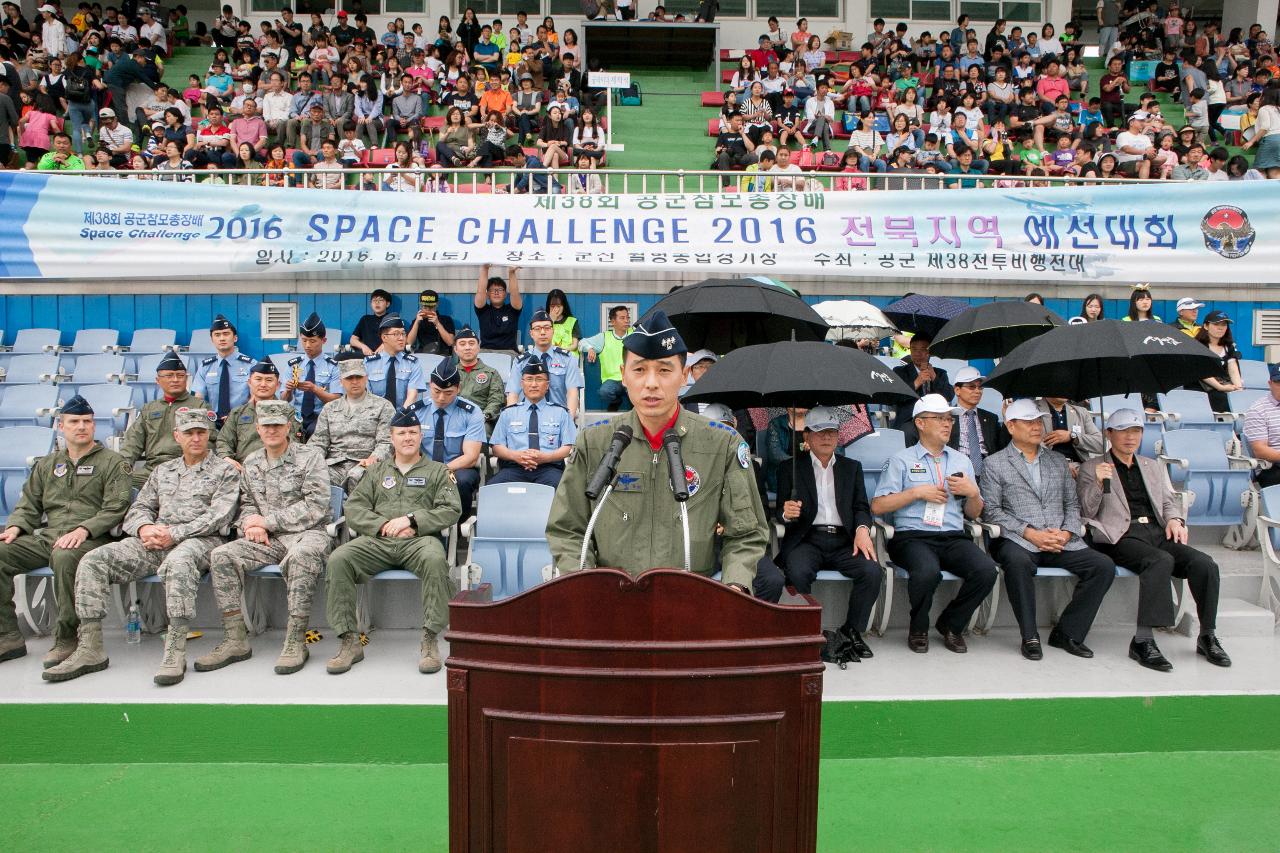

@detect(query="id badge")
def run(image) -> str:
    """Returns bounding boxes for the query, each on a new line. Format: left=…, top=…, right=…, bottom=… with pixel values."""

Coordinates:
left=922, top=499, right=946, bottom=528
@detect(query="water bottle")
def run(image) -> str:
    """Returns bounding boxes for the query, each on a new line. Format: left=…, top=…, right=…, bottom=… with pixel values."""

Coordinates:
left=126, top=603, right=142, bottom=645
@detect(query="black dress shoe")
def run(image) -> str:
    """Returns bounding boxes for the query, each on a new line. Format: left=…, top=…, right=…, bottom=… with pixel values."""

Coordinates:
left=1048, top=629, right=1094, bottom=659
left=1021, top=637, right=1043, bottom=660
left=938, top=629, right=967, bottom=654
left=907, top=631, right=929, bottom=653
left=1197, top=633, right=1232, bottom=667
left=1129, top=637, right=1173, bottom=672
left=840, top=628, right=873, bottom=659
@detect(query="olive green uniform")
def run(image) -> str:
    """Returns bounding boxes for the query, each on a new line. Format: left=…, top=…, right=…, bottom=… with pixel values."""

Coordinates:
left=325, top=456, right=461, bottom=636
left=459, top=360, right=506, bottom=434
left=215, top=398, right=303, bottom=463
left=546, top=408, right=767, bottom=588
left=0, top=443, right=132, bottom=640
left=119, top=391, right=219, bottom=489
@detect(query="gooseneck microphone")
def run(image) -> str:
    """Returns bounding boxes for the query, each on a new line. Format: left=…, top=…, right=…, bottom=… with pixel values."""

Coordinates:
left=584, top=425, right=634, bottom=501
left=662, top=430, right=692, bottom=571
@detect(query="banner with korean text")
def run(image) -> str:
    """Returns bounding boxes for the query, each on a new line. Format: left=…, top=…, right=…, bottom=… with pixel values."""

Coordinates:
left=0, top=172, right=1274, bottom=281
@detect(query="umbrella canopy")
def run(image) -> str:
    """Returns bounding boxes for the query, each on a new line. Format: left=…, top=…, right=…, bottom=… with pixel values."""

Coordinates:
left=930, top=301, right=1066, bottom=360
left=812, top=300, right=899, bottom=343
left=648, top=278, right=829, bottom=353
left=882, top=294, right=971, bottom=340
left=683, top=341, right=919, bottom=409
left=984, top=320, right=1221, bottom=400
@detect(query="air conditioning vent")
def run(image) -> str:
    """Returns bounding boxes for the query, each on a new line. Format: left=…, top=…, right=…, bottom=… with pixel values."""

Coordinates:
left=1254, top=310, right=1280, bottom=346
left=261, top=303, right=298, bottom=340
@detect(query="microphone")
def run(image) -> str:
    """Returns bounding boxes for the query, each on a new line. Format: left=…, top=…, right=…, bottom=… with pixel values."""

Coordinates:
left=663, top=430, right=689, bottom=502
left=585, top=425, right=633, bottom=500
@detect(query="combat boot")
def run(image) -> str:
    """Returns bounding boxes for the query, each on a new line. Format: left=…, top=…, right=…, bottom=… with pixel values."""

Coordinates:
left=326, top=632, right=364, bottom=674
left=194, top=615, right=252, bottom=672
left=274, top=616, right=309, bottom=675
left=419, top=629, right=442, bottom=674
left=154, top=624, right=188, bottom=686
left=0, top=631, right=26, bottom=663
left=42, top=635, right=78, bottom=669
left=43, top=621, right=108, bottom=682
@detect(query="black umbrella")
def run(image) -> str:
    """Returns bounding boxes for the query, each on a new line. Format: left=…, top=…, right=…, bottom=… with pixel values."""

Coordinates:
left=882, top=294, right=970, bottom=341
left=684, top=341, right=918, bottom=498
left=648, top=278, right=829, bottom=352
left=929, top=301, right=1066, bottom=360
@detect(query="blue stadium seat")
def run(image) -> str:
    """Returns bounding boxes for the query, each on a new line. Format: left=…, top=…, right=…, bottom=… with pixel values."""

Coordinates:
left=1159, top=429, right=1252, bottom=526
left=0, top=384, right=60, bottom=428
left=268, top=352, right=295, bottom=377
left=1228, top=389, right=1267, bottom=429
left=977, top=388, right=1004, bottom=415
left=13, top=565, right=55, bottom=635
left=59, top=353, right=126, bottom=397
left=1, top=329, right=60, bottom=359
left=934, top=358, right=968, bottom=376
left=875, top=354, right=901, bottom=367
left=122, top=329, right=178, bottom=373
left=1159, top=390, right=1236, bottom=443
left=461, top=483, right=556, bottom=599
left=1239, top=360, right=1270, bottom=390
left=1254, top=484, right=1280, bottom=617
left=61, top=329, right=120, bottom=372
left=417, top=354, right=445, bottom=378
left=78, top=383, right=139, bottom=440
left=1, top=353, right=61, bottom=385
left=844, top=429, right=906, bottom=497
left=186, top=329, right=215, bottom=356
left=482, top=352, right=514, bottom=386
left=0, top=426, right=56, bottom=523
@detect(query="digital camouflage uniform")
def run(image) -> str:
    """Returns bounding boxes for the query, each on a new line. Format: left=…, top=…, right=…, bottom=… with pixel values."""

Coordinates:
left=545, top=408, right=768, bottom=588
left=74, top=449, right=240, bottom=623
left=0, top=443, right=132, bottom=641
left=118, top=391, right=219, bottom=489
left=459, top=360, right=506, bottom=434
left=325, top=456, right=461, bottom=636
left=208, top=440, right=332, bottom=618
left=215, top=397, right=304, bottom=463
left=308, top=392, right=395, bottom=491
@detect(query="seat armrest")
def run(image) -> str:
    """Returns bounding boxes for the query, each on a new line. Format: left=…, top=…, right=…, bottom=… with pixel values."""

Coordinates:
left=460, top=517, right=477, bottom=539
left=1227, top=453, right=1263, bottom=470
left=981, top=521, right=1002, bottom=538
left=326, top=515, right=346, bottom=539
left=1256, top=515, right=1280, bottom=564
left=1158, top=454, right=1189, bottom=471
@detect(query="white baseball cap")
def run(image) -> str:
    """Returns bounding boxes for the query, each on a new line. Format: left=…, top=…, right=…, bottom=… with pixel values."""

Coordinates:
left=38, top=4, right=57, bottom=13
left=687, top=349, right=718, bottom=367
left=1176, top=297, right=1204, bottom=312
left=953, top=366, right=984, bottom=385
left=1106, top=408, right=1145, bottom=431
left=804, top=405, right=840, bottom=432
left=1004, top=398, right=1046, bottom=422
left=912, top=394, right=953, bottom=418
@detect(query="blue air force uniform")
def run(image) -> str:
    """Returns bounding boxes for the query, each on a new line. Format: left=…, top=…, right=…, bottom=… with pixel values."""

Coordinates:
left=287, top=353, right=340, bottom=433
left=365, top=351, right=425, bottom=408
left=505, top=346, right=583, bottom=409
left=409, top=359, right=488, bottom=511
left=489, top=398, right=578, bottom=487
left=193, top=351, right=255, bottom=424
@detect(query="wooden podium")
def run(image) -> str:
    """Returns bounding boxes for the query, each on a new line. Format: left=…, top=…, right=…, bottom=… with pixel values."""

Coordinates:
left=445, top=568, right=825, bottom=853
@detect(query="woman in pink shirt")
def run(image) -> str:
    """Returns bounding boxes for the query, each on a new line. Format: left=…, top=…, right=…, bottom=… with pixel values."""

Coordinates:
left=18, top=94, right=63, bottom=166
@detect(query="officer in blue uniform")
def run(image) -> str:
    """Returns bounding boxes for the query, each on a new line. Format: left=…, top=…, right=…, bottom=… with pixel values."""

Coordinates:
left=365, top=314, right=425, bottom=410
left=408, top=359, right=486, bottom=512
left=489, top=360, right=577, bottom=487
left=192, top=314, right=256, bottom=427
left=505, top=309, right=583, bottom=418
left=282, top=312, right=340, bottom=439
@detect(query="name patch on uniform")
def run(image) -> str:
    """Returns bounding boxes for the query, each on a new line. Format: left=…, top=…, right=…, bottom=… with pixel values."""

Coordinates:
left=53, top=462, right=68, bottom=478
left=149, top=410, right=163, bottom=419
left=76, top=465, right=94, bottom=475
left=406, top=477, right=426, bottom=486
left=909, top=464, right=928, bottom=475
left=615, top=473, right=643, bottom=492
left=382, top=475, right=397, bottom=489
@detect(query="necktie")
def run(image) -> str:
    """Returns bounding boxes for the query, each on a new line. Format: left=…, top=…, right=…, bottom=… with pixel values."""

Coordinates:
left=301, top=360, right=317, bottom=425
left=964, top=411, right=983, bottom=477
left=527, top=403, right=540, bottom=451
left=384, top=357, right=398, bottom=408
left=432, top=409, right=447, bottom=462
left=217, top=359, right=231, bottom=420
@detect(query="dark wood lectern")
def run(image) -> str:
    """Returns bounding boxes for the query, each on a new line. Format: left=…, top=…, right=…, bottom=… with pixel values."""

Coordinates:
left=445, top=568, right=825, bottom=853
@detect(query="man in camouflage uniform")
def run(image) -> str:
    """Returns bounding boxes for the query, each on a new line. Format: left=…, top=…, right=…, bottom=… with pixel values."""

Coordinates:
left=546, top=310, right=767, bottom=590
left=454, top=327, right=505, bottom=435
left=309, top=352, right=395, bottom=491
left=0, top=396, right=131, bottom=668
left=45, top=407, right=240, bottom=686
left=119, top=351, right=219, bottom=489
left=325, top=408, right=461, bottom=676
left=216, top=356, right=300, bottom=466
left=198, top=400, right=333, bottom=676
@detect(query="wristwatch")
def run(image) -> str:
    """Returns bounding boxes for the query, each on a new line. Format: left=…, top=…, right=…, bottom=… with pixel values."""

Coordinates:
left=407, top=513, right=418, bottom=532
left=728, top=583, right=750, bottom=595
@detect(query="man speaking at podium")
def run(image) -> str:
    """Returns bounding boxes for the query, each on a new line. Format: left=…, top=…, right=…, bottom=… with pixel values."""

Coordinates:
left=546, top=310, right=767, bottom=592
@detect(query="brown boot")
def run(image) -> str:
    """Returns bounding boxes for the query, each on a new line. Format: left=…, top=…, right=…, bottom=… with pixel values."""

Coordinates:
left=0, top=631, right=26, bottom=663
left=419, top=629, right=441, bottom=674
left=325, top=632, right=364, bottom=675
left=153, top=625, right=188, bottom=686
left=274, top=616, right=309, bottom=675
left=194, top=614, right=252, bottom=672
left=42, top=635, right=78, bottom=669
left=43, top=621, right=109, bottom=682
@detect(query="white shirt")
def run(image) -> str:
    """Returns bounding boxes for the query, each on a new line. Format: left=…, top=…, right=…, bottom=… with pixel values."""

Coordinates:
left=804, top=95, right=835, bottom=121
left=141, top=21, right=166, bottom=52
left=1115, top=130, right=1150, bottom=163
left=810, top=452, right=841, bottom=527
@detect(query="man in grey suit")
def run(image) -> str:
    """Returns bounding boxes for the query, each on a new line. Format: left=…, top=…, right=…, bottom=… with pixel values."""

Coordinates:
left=980, top=400, right=1115, bottom=661
left=323, top=75, right=355, bottom=126
left=1078, top=409, right=1230, bottom=671
left=1035, top=396, right=1104, bottom=464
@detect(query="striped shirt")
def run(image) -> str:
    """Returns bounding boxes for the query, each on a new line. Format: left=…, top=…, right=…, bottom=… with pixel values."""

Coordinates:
left=1243, top=393, right=1280, bottom=449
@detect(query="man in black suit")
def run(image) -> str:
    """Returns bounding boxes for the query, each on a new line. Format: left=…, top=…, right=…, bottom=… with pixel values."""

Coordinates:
left=902, top=366, right=1007, bottom=477
left=776, top=407, right=883, bottom=660
left=892, top=334, right=953, bottom=427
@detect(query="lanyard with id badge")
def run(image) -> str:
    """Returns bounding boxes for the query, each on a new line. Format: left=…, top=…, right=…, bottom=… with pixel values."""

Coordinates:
left=922, top=454, right=948, bottom=528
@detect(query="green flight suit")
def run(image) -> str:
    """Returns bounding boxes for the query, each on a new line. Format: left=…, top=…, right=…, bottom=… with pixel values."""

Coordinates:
left=459, top=359, right=506, bottom=434
left=119, top=391, right=219, bottom=489
left=546, top=408, right=767, bottom=588
left=325, top=456, right=462, bottom=636
left=215, top=397, right=303, bottom=462
left=0, top=443, right=132, bottom=640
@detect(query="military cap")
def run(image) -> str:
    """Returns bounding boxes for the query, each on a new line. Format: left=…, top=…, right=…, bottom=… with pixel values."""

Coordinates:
left=390, top=407, right=421, bottom=428
left=430, top=358, right=461, bottom=388
left=522, top=359, right=549, bottom=377
left=156, top=351, right=187, bottom=373
left=530, top=309, right=553, bottom=326
left=60, top=394, right=94, bottom=416
left=256, top=399, right=296, bottom=426
left=300, top=311, right=326, bottom=337
left=210, top=313, right=237, bottom=334
left=379, top=313, right=406, bottom=332
left=175, top=407, right=217, bottom=431
left=336, top=351, right=367, bottom=377
left=623, top=309, right=687, bottom=359
left=454, top=326, right=478, bottom=341
left=250, top=356, right=279, bottom=376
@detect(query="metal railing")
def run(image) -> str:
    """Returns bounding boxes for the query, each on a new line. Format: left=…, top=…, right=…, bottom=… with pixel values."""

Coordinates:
left=42, top=166, right=1173, bottom=195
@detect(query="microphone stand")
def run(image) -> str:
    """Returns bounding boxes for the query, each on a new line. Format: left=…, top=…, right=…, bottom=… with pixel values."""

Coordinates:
left=579, top=482, right=615, bottom=574
left=678, top=501, right=690, bottom=573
